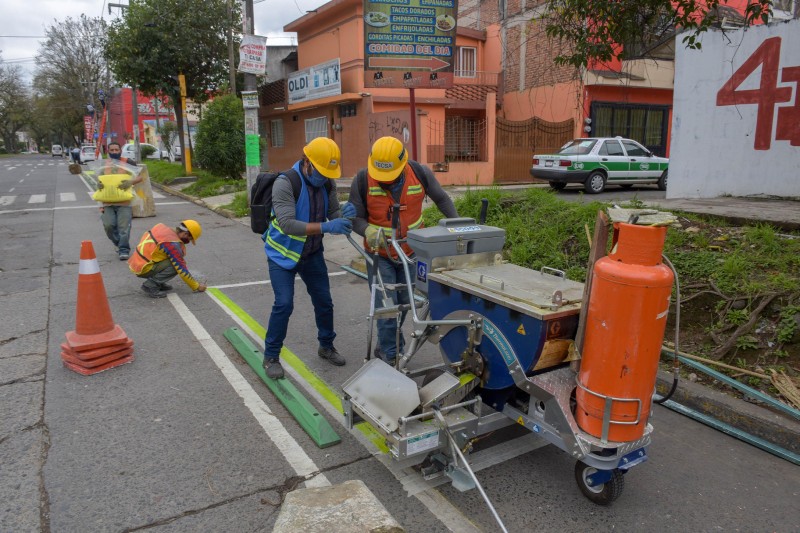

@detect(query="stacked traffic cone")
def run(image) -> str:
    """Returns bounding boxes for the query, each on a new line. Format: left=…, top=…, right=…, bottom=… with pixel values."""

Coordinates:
left=61, top=240, right=134, bottom=375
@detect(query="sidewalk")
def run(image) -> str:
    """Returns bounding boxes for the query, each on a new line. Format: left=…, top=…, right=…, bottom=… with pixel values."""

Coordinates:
left=151, top=178, right=800, bottom=459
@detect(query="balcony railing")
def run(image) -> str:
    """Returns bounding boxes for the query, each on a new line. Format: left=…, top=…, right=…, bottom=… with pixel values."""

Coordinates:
left=453, top=70, right=500, bottom=86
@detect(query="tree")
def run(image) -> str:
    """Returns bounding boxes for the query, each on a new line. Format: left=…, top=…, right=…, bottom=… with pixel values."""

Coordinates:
left=157, top=121, right=178, bottom=157
left=106, top=0, right=240, bottom=164
left=540, top=0, right=774, bottom=69
left=0, top=59, right=31, bottom=152
left=193, top=94, right=244, bottom=179
left=32, top=15, right=111, bottom=146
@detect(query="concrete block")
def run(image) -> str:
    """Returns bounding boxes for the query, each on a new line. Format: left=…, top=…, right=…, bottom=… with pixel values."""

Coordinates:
left=273, top=479, right=404, bottom=533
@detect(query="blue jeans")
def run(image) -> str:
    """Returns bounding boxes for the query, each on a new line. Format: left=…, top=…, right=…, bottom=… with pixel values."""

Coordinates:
left=369, top=255, right=410, bottom=360
left=101, top=204, right=132, bottom=254
left=264, top=249, right=336, bottom=361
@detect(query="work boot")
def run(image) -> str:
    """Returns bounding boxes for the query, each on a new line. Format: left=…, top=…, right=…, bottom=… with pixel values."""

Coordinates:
left=318, top=346, right=346, bottom=366
left=374, top=346, right=396, bottom=366
left=158, top=282, right=174, bottom=291
left=119, top=252, right=130, bottom=260
left=141, top=284, right=166, bottom=299
left=263, top=358, right=284, bottom=379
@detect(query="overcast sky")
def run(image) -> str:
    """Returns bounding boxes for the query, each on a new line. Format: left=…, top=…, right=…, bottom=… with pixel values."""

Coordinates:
left=0, top=0, right=324, bottom=83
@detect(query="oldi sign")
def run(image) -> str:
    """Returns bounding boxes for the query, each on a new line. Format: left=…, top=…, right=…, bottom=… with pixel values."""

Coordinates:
left=288, top=58, right=342, bottom=105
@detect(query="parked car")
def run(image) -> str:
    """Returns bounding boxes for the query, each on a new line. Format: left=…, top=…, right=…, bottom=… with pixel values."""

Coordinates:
left=530, top=137, right=669, bottom=194
left=80, top=145, right=97, bottom=164
left=172, top=145, right=182, bottom=161
left=121, top=143, right=168, bottom=161
left=51, top=145, right=63, bottom=157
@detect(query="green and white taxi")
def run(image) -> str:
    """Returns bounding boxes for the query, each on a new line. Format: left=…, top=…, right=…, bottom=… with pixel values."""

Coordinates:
left=530, top=137, right=669, bottom=194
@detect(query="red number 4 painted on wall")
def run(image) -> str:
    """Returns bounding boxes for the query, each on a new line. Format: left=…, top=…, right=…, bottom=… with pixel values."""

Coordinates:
left=716, top=37, right=800, bottom=149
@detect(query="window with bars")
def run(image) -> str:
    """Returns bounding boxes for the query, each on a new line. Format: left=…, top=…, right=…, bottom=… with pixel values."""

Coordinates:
left=444, top=116, right=486, bottom=161
left=304, top=117, right=328, bottom=143
left=454, top=47, right=477, bottom=78
left=270, top=120, right=284, bottom=148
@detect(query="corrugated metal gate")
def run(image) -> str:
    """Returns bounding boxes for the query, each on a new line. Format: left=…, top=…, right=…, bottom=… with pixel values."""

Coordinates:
left=494, top=117, right=575, bottom=183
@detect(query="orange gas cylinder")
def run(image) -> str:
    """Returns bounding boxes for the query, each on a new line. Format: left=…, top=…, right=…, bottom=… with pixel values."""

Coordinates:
left=575, top=222, right=674, bottom=442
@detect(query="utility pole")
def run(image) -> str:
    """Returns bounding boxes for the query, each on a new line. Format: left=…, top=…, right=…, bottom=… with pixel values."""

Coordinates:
left=228, top=0, right=237, bottom=93
left=153, top=97, right=161, bottom=159
left=243, top=0, right=259, bottom=199
left=132, top=88, right=140, bottom=162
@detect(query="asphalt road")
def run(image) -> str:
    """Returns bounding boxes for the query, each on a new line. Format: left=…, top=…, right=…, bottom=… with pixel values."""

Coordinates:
left=1, top=154, right=798, bottom=532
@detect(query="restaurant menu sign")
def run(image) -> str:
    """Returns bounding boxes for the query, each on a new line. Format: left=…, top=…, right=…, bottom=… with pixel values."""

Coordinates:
left=364, top=0, right=457, bottom=89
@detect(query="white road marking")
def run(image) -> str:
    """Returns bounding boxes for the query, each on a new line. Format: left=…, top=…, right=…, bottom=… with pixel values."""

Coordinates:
left=0, top=201, right=186, bottom=215
left=0, top=196, right=16, bottom=206
left=9, top=187, right=14, bottom=192
left=210, top=271, right=347, bottom=290
left=18, top=179, right=24, bottom=183
left=7, top=166, right=15, bottom=170
left=168, top=293, right=330, bottom=488
left=28, top=194, right=46, bottom=204
left=152, top=191, right=165, bottom=199
left=206, top=287, right=481, bottom=532
left=60, top=192, right=77, bottom=202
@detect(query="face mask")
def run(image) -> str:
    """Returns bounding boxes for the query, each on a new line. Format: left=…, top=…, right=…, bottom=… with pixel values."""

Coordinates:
left=109, top=152, right=121, bottom=160
left=306, top=167, right=328, bottom=188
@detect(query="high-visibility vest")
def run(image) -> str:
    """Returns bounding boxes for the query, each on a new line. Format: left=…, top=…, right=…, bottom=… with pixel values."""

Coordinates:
left=264, top=169, right=328, bottom=269
left=128, top=223, right=184, bottom=275
left=364, top=165, right=425, bottom=258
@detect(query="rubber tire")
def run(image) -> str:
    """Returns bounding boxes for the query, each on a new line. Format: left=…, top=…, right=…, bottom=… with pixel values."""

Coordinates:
left=549, top=181, right=567, bottom=191
left=584, top=171, right=606, bottom=194
left=657, top=169, right=668, bottom=191
left=574, top=461, right=624, bottom=505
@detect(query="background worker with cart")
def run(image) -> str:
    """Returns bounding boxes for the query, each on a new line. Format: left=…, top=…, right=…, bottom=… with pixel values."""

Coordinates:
left=348, top=136, right=458, bottom=365
left=93, top=143, right=142, bottom=261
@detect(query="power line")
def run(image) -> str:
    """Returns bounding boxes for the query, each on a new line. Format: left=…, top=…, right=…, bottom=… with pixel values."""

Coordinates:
left=0, top=35, right=46, bottom=38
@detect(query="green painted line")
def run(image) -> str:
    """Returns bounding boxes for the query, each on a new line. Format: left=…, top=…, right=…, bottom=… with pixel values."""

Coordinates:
left=209, top=287, right=389, bottom=453
left=223, top=327, right=341, bottom=448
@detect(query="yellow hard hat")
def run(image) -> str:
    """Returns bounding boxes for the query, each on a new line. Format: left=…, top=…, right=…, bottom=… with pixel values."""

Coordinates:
left=179, top=219, right=202, bottom=244
left=302, top=137, right=342, bottom=179
left=368, top=136, right=408, bottom=183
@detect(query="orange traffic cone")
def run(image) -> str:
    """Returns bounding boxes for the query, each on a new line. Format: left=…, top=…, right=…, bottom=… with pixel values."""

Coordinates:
left=61, top=240, right=134, bottom=375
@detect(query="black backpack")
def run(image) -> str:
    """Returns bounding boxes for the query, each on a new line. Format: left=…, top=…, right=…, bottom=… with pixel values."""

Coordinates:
left=249, top=169, right=331, bottom=234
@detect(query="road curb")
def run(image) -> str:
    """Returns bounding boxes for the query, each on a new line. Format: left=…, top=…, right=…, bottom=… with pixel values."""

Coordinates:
left=656, top=371, right=800, bottom=454
left=151, top=180, right=239, bottom=220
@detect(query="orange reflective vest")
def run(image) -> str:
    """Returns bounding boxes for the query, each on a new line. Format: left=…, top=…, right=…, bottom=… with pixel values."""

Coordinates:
left=365, top=165, right=425, bottom=258
left=128, top=223, right=184, bottom=275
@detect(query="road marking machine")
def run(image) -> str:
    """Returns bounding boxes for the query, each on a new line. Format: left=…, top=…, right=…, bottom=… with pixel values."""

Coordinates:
left=343, top=204, right=678, bottom=530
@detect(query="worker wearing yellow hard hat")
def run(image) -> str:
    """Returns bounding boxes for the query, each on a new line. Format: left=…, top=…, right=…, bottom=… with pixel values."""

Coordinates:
left=128, top=219, right=207, bottom=298
left=348, top=136, right=458, bottom=365
left=262, top=136, right=356, bottom=379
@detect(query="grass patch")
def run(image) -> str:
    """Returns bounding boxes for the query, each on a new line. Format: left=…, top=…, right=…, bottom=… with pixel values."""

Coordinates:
left=222, top=191, right=250, bottom=217
left=144, top=160, right=246, bottom=198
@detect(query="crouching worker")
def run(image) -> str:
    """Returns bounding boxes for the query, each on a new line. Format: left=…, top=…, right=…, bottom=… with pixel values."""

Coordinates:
left=127, top=219, right=207, bottom=299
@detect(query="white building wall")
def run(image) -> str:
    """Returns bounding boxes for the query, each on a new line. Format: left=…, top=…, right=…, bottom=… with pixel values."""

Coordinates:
left=669, top=19, right=800, bottom=198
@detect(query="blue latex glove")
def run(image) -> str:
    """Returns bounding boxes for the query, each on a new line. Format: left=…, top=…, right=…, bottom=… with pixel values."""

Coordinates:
left=340, top=201, right=356, bottom=219
left=321, top=218, right=353, bottom=235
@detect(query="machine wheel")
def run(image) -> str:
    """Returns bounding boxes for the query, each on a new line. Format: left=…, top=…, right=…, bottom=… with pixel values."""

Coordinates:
left=584, top=171, right=606, bottom=194
left=657, top=169, right=668, bottom=191
left=574, top=461, right=624, bottom=505
left=549, top=181, right=567, bottom=191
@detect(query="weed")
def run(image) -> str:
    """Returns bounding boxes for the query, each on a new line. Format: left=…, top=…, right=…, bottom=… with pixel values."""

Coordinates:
left=747, top=377, right=762, bottom=387
left=725, top=308, right=749, bottom=326
left=735, top=335, right=759, bottom=351
left=776, top=304, right=800, bottom=343
left=222, top=191, right=250, bottom=217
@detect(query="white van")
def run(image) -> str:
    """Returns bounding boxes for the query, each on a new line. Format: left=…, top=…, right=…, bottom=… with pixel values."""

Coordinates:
left=51, top=145, right=63, bottom=157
